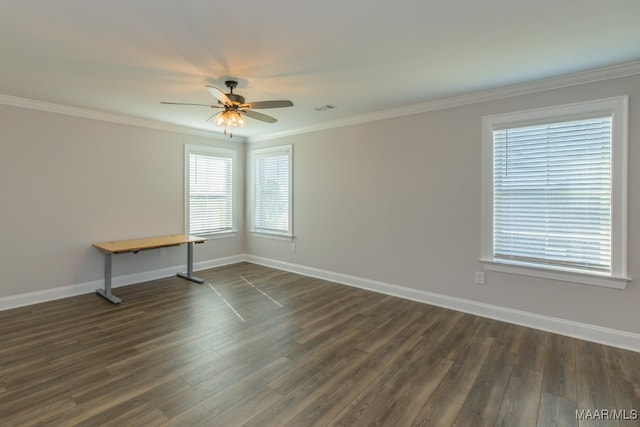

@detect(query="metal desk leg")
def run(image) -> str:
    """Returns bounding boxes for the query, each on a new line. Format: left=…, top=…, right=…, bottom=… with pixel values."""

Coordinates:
left=96, top=252, right=122, bottom=304
left=177, top=242, right=204, bottom=284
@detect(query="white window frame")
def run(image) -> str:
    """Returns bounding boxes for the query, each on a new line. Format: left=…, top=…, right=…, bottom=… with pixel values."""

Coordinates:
left=185, top=144, right=237, bottom=238
left=481, top=96, right=629, bottom=289
left=250, top=145, right=293, bottom=240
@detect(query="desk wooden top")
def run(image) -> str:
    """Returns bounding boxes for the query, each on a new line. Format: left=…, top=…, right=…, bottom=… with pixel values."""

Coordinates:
left=92, top=234, right=206, bottom=254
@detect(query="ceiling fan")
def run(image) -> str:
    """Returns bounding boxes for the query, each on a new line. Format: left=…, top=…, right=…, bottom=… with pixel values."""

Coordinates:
left=161, top=80, right=293, bottom=137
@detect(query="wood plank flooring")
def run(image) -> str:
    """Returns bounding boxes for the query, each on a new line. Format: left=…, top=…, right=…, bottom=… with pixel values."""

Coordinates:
left=1, top=262, right=639, bottom=426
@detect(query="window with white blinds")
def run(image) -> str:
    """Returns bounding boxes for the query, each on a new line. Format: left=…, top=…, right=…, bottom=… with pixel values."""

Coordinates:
left=482, top=97, right=629, bottom=288
left=186, top=146, right=234, bottom=236
left=253, top=145, right=292, bottom=236
left=493, top=117, right=612, bottom=272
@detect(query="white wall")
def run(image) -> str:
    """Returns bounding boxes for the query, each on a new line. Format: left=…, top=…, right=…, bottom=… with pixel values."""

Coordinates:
left=0, top=105, right=245, bottom=298
left=247, top=73, right=640, bottom=335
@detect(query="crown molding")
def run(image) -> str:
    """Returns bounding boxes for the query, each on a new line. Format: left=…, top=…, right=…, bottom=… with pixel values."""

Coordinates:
left=0, top=93, right=246, bottom=142
left=2, top=60, right=639, bottom=145
left=249, top=60, right=640, bottom=142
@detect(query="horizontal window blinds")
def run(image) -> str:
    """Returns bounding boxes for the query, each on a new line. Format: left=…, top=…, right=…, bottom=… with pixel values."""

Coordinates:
left=255, top=150, right=290, bottom=234
left=493, top=116, right=612, bottom=273
left=189, top=151, right=233, bottom=235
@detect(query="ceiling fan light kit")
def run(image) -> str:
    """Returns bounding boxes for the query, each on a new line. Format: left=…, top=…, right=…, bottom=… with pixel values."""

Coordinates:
left=161, top=80, right=293, bottom=138
left=214, top=110, right=246, bottom=137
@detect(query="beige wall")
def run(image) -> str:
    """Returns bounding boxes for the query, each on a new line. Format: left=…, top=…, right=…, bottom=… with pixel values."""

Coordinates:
left=1, top=73, right=638, bottom=337
left=247, top=73, right=640, bottom=335
left=0, top=105, right=245, bottom=297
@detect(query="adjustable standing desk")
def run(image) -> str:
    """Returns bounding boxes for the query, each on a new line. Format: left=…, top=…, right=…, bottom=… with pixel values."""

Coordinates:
left=92, top=234, right=206, bottom=304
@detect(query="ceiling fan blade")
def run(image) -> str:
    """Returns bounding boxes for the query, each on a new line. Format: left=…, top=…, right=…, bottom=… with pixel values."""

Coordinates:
left=206, top=85, right=232, bottom=106
left=160, top=101, right=219, bottom=107
left=244, top=100, right=294, bottom=109
left=242, top=109, right=278, bottom=123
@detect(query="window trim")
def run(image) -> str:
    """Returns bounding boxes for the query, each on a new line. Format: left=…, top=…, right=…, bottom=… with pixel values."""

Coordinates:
left=481, top=96, right=629, bottom=289
left=250, top=145, right=293, bottom=240
left=184, top=144, right=238, bottom=238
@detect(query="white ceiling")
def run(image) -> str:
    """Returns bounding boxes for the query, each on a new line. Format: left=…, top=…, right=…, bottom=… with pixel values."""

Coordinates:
left=1, top=1, right=640, bottom=140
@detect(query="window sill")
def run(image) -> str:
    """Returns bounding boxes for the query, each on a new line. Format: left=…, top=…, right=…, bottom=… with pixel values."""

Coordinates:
left=481, top=259, right=630, bottom=290
left=195, top=230, right=238, bottom=240
left=251, top=231, right=293, bottom=242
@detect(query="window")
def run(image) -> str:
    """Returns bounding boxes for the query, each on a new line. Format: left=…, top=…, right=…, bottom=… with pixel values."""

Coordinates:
left=252, top=145, right=292, bottom=238
left=482, top=97, right=629, bottom=288
left=185, top=145, right=235, bottom=236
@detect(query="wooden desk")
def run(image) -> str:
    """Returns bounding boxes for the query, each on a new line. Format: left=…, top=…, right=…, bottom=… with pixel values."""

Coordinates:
left=92, top=234, right=206, bottom=304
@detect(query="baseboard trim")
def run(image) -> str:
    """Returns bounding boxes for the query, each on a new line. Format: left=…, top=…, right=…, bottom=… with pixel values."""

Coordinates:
left=0, top=254, right=245, bottom=311
left=245, top=255, right=640, bottom=353
left=2, top=253, right=638, bottom=352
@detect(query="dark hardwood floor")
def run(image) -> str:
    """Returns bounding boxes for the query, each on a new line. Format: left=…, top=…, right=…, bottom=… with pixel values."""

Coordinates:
left=1, top=262, right=639, bottom=426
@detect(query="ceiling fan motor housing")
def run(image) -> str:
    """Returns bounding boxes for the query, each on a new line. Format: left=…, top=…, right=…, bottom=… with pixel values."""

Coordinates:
left=226, top=93, right=245, bottom=105
left=223, top=80, right=245, bottom=105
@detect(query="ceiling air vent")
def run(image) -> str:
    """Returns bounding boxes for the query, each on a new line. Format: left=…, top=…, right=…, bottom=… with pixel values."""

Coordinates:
left=313, top=104, right=337, bottom=112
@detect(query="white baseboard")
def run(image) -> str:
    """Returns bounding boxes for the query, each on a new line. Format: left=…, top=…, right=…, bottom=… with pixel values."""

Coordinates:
left=195, top=254, right=246, bottom=272
left=245, top=255, right=640, bottom=353
left=0, top=254, right=245, bottom=311
left=2, top=253, right=638, bottom=353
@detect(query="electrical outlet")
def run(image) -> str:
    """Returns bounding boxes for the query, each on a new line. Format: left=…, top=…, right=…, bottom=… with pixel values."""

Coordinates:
left=291, top=243, right=296, bottom=252
left=475, top=271, right=485, bottom=284
left=160, top=248, right=167, bottom=256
